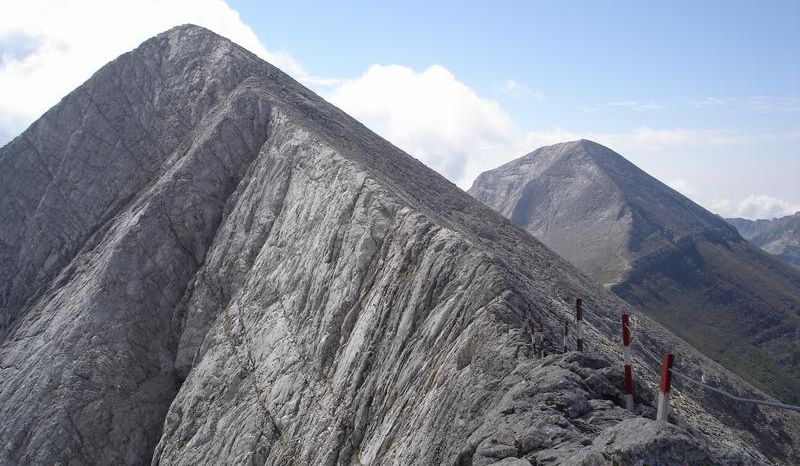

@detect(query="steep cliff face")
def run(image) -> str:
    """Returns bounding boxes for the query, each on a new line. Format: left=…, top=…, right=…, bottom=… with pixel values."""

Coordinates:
left=728, top=213, right=800, bottom=267
left=469, top=140, right=800, bottom=408
left=1, top=26, right=798, bottom=465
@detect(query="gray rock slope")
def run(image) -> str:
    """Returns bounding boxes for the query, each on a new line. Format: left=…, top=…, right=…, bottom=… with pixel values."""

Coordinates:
left=1, top=26, right=798, bottom=465
left=728, top=213, right=800, bottom=267
left=469, top=140, right=800, bottom=407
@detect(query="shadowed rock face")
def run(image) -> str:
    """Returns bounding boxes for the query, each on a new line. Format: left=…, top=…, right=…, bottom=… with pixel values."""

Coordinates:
left=728, top=213, right=800, bottom=267
left=1, top=26, right=799, bottom=465
left=469, top=140, right=800, bottom=407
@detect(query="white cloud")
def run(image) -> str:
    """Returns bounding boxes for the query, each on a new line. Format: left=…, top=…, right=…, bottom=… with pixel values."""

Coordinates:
left=607, top=100, right=664, bottom=111
left=2, top=2, right=795, bottom=210
left=326, top=62, right=800, bottom=189
left=581, top=100, right=664, bottom=112
left=327, top=64, right=521, bottom=185
left=497, top=79, right=543, bottom=101
left=690, top=96, right=800, bottom=113
left=709, top=195, right=800, bottom=220
left=569, top=127, right=800, bottom=154
left=0, top=0, right=329, bottom=141
left=691, top=97, right=728, bottom=108
left=747, top=97, right=800, bottom=113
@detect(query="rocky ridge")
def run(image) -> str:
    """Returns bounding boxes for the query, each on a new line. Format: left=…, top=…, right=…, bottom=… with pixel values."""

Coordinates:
left=0, top=26, right=798, bottom=465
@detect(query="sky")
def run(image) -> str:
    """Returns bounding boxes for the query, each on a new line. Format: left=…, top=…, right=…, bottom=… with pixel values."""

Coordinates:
left=1, top=1, right=798, bottom=219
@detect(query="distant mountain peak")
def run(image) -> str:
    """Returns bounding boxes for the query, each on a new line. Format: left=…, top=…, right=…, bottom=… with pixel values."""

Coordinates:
left=574, top=138, right=610, bottom=151
left=471, top=140, right=738, bottom=284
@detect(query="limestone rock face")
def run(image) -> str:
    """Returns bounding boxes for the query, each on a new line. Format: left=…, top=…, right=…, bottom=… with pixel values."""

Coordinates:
left=1, top=26, right=798, bottom=465
left=469, top=140, right=800, bottom=407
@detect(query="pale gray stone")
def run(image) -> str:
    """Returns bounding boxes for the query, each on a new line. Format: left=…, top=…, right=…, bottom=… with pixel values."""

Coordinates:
left=0, top=25, right=797, bottom=466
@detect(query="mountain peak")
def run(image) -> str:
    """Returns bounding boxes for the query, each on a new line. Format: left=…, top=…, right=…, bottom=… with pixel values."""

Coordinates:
left=564, top=139, right=634, bottom=168
left=511, top=139, right=627, bottom=174
left=152, top=23, right=233, bottom=52
left=164, top=23, right=214, bottom=35
left=545, top=138, right=610, bottom=152
left=470, top=139, right=736, bottom=262
left=575, top=138, right=606, bottom=149
left=470, top=138, right=754, bottom=298
left=2, top=26, right=799, bottom=466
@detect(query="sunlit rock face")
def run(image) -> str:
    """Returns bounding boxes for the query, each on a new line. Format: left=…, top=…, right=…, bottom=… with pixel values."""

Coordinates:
left=1, top=25, right=798, bottom=466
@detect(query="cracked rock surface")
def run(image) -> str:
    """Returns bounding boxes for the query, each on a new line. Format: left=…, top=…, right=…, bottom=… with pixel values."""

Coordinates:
left=1, top=25, right=798, bottom=465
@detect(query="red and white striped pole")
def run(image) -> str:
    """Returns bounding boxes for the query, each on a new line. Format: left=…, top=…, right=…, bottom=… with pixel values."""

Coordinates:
left=657, top=353, right=674, bottom=422
left=575, top=298, right=584, bottom=352
left=622, top=314, right=633, bottom=412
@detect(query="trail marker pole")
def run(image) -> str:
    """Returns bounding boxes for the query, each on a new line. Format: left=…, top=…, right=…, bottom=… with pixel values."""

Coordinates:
left=575, top=298, right=584, bottom=352
left=657, top=353, right=674, bottom=422
left=622, top=314, right=634, bottom=412
left=562, top=321, right=568, bottom=353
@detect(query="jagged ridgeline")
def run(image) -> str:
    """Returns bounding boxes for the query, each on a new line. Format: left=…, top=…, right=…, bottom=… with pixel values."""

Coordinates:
left=0, top=25, right=798, bottom=465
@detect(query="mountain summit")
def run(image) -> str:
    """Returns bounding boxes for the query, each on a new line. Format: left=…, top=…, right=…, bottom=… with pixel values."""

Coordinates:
left=469, top=140, right=739, bottom=284
left=470, top=140, right=800, bottom=406
left=1, top=27, right=799, bottom=465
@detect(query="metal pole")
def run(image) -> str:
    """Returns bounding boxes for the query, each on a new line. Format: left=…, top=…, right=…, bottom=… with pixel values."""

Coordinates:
left=657, top=353, right=674, bottom=422
left=622, top=313, right=633, bottom=412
